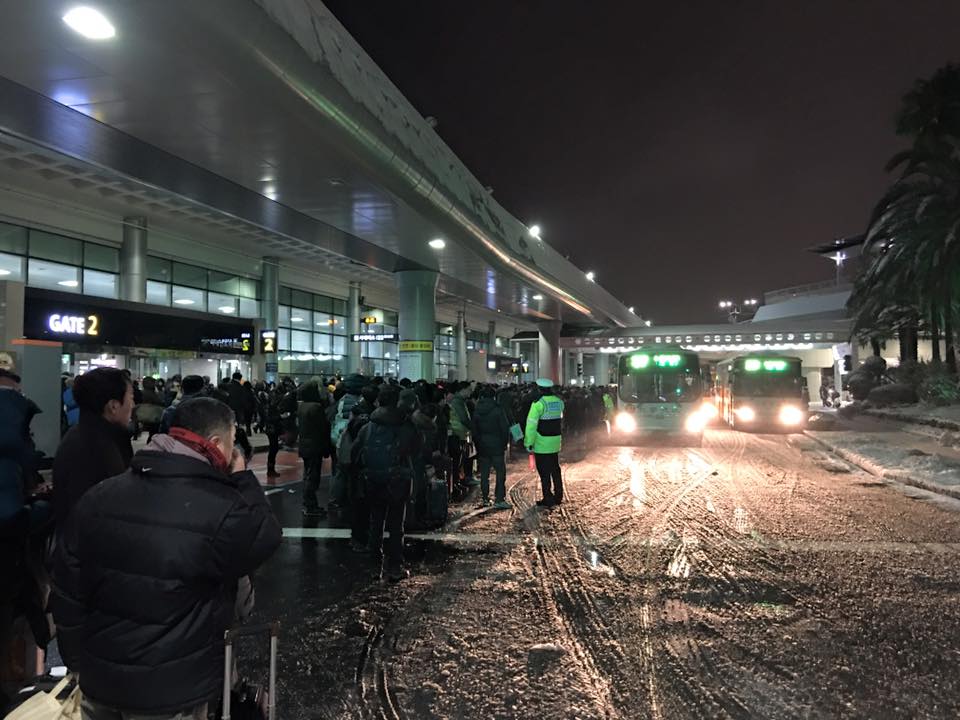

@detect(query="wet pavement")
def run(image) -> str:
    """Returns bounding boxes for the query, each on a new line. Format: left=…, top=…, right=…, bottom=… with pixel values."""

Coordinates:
left=246, top=428, right=960, bottom=719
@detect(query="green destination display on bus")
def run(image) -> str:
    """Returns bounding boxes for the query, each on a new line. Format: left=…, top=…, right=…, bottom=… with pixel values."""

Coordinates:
left=742, top=358, right=790, bottom=373
left=629, top=353, right=686, bottom=370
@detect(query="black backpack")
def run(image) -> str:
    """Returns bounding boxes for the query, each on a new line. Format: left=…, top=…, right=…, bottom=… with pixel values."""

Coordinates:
left=361, top=422, right=410, bottom=485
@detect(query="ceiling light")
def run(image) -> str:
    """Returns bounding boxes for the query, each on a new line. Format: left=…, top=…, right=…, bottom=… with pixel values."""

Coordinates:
left=58, top=279, right=79, bottom=287
left=218, top=306, right=235, bottom=314
left=585, top=271, right=596, bottom=282
left=532, top=294, right=543, bottom=301
left=645, top=320, right=652, bottom=327
left=63, top=7, right=115, bottom=40
left=528, top=225, right=541, bottom=239
left=0, top=269, right=11, bottom=276
left=628, top=306, right=635, bottom=314
left=174, top=298, right=195, bottom=305
left=428, top=238, right=446, bottom=249
left=291, top=316, right=304, bottom=323
left=264, top=186, right=278, bottom=200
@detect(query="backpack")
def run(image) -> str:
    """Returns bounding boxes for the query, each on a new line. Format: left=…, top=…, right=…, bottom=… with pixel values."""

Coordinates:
left=337, top=406, right=370, bottom=466
left=330, top=394, right=359, bottom=445
left=360, top=422, right=410, bottom=485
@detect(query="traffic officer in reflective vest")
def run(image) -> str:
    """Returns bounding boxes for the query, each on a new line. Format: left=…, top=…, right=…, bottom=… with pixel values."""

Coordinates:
left=525, top=378, right=565, bottom=507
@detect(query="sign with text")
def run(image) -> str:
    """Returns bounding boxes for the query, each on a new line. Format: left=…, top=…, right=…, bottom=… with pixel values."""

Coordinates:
left=362, top=316, right=378, bottom=325
left=46, top=312, right=100, bottom=337
left=399, top=340, right=433, bottom=353
left=260, top=329, right=277, bottom=354
left=352, top=332, right=398, bottom=342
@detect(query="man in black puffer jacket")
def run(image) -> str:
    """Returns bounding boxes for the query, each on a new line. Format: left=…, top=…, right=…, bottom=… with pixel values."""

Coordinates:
left=471, top=385, right=511, bottom=509
left=51, top=397, right=281, bottom=720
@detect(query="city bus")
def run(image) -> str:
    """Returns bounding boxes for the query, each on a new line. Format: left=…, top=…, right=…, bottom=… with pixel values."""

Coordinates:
left=610, top=348, right=713, bottom=445
left=715, top=355, right=807, bottom=430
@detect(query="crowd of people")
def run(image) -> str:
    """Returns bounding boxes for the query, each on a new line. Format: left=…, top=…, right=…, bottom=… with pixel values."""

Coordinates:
left=1, top=361, right=618, bottom=718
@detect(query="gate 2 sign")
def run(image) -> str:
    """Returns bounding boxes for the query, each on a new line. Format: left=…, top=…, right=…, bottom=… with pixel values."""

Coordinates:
left=47, top=313, right=100, bottom=336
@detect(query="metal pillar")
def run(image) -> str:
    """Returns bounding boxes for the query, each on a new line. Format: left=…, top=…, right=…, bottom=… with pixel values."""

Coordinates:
left=595, top=352, right=609, bottom=386
left=537, top=320, right=562, bottom=384
left=456, top=310, right=468, bottom=380
left=261, top=256, right=280, bottom=383
left=487, top=320, right=497, bottom=354
left=395, top=269, right=437, bottom=381
left=348, top=281, right=361, bottom=373
left=576, top=351, right=584, bottom=383
left=119, top=216, right=147, bottom=303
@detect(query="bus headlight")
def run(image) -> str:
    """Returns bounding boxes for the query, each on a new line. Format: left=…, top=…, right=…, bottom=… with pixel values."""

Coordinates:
left=685, top=412, right=706, bottom=434
left=614, top=411, right=637, bottom=433
left=734, top=406, right=756, bottom=423
left=699, top=401, right=719, bottom=421
left=779, top=405, right=805, bottom=426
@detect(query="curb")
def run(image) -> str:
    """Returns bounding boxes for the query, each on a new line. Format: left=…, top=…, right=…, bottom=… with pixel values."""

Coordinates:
left=861, top=407, right=960, bottom=433
left=803, top=431, right=960, bottom=503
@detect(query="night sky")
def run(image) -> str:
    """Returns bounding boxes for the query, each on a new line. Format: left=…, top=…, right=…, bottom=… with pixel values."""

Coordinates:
left=324, top=1, right=960, bottom=324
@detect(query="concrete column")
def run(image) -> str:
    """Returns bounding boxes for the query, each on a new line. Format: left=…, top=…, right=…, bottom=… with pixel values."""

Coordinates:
left=396, top=269, right=437, bottom=381
left=487, top=320, right=497, bottom=354
left=537, top=320, right=562, bottom=384
left=348, top=281, right=361, bottom=373
left=576, top=351, right=584, bottom=383
left=456, top=310, right=468, bottom=380
left=119, top=216, right=147, bottom=303
left=595, top=352, right=609, bottom=386
left=261, top=256, right=280, bottom=383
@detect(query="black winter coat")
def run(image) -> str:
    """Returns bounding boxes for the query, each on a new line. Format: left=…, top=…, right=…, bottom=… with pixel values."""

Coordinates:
left=52, top=412, right=132, bottom=531
left=297, top=382, right=331, bottom=459
left=51, top=449, right=281, bottom=715
left=471, top=397, right=510, bottom=456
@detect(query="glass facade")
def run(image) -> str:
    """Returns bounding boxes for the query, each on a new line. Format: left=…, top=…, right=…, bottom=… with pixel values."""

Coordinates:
left=147, top=255, right=260, bottom=317
left=276, top=286, right=349, bottom=377
left=358, top=308, right=399, bottom=377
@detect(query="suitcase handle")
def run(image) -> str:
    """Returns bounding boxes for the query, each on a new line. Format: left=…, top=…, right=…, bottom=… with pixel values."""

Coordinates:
left=222, top=622, right=279, bottom=720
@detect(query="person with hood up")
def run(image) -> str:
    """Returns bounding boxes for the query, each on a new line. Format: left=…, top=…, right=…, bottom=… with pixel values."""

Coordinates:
left=351, top=385, right=420, bottom=582
left=51, top=397, right=281, bottom=720
left=471, top=385, right=511, bottom=509
left=298, top=380, right=331, bottom=519
left=158, top=374, right=205, bottom=435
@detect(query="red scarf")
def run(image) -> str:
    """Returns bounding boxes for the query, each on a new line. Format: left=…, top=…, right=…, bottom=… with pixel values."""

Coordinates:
left=168, top=427, right=229, bottom=474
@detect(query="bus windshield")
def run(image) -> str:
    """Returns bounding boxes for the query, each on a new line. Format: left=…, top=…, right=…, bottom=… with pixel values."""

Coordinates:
left=733, top=373, right=803, bottom=398
left=620, top=371, right=701, bottom=403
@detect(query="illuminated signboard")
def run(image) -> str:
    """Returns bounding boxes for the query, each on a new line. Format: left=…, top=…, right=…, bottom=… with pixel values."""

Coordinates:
left=399, top=340, right=433, bottom=352
left=629, top=353, right=683, bottom=370
left=199, top=332, right=252, bottom=354
left=47, top=313, right=100, bottom=337
left=352, top=333, right=398, bottom=342
left=362, top=316, right=378, bottom=325
left=260, top=330, right=277, bottom=354
left=743, top=358, right=788, bottom=372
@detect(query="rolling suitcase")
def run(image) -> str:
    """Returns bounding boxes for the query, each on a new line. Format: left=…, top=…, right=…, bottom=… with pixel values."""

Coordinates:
left=220, top=622, right=279, bottom=720
left=425, top=476, right=448, bottom=528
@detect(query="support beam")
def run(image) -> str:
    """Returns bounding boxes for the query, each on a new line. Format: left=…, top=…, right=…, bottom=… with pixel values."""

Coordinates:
left=537, top=320, right=562, bottom=384
left=347, top=281, right=361, bottom=373
left=396, top=269, right=437, bottom=381
left=456, top=310, right=467, bottom=380
left=119, top=216, right=147, bottom=303
left=261, top=256, right=280, bottom=383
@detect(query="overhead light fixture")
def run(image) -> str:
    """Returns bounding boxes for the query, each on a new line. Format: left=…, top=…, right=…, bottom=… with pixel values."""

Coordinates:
left=174, top=298, right=195, bottom=305
left=63, top=6, right=115, bottom=40
left=528, top=225, right=541, bottom=239
left=291, top=316, right=304, bottom=323
left=645, top=320, right=652, bottom=327
left=585, top=271, right=596, bottom=282
left=218, top=306, right=235, bottom=314
left=628, top=306, right=635, bottom=314
left=264, top=186, right=278, bottom=200
left=428, top=238, right=446, bottom=249
left=532, top=294, right=544, bottom=301
left=58, top=279, right=79, bottom=287
left=0, top=269, right=11, bottom=276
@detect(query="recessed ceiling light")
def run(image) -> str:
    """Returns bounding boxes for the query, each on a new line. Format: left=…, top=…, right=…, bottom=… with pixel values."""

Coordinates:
left=532, top=294, right=543, bottom=300
left=0, top=269, right=11, bottom=276
left=291, top=316, right=304, bottom=323
left=218, top=306, right=235, bottom=314
left=63, top=7, right=115, bottom=40
left=428, top=238, right=446, bottom=249
left=58, top=279, right=79, bottom=287
left=174, top=298, right=195, bottom=305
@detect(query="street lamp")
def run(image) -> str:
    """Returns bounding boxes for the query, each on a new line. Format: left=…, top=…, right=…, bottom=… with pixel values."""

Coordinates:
left=585, top=271, right=596, bottom=282
left=528, top=224, right=541, bottom=239
left=628, top=306, right=635, bottom=314
left=718, top=299, right=760, bottom=323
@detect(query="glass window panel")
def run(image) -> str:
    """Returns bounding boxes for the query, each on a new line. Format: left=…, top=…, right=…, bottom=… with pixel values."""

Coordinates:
left=172, top=262, right=207, bottom=289
left=278, top=306, right=291, bottom=326
left=332, top=299, right=346, bottom=316
left=209, top=292, right=237, bottom=316
left=279, top=286, right=292, bottom=305
left=171, top=285, right=205, bottom=311
left=238, top=278, right=259, bottom=299
left=313, top=333, right=331, bottom=354
left=278, top=328, right=291, bottom=350
left=83, top=243, right=119, bottom=272
left=238, top=297, right=259, bottom=318
left=147, top=256, right=172, bottom=282
left=83, top=269, right=117, bottom=299
left=291, top=330, right=311, bottom=352
left=313, top=294, right=333, bottom=313
left=332, top=335, right=346, bottom=356
left=0, top=223, right=28, bottom=255
left=331, top=315, right=347, bottom=336
left=146, top=280, right=170, bottom=306
left=27, top=259, right=80, bottom=292
left=0, top=252, right=25, bottom=281
left=364, top=341, right=384, bottom=359
left=30, top=231, right=82, bottom=265
left=314, top=312, right=332, bottom=330
left=291, top=289, right=312, bottom=310
left=208, top=271, right=240, bottom=296
left=289, top=308, right=311, bottom=326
